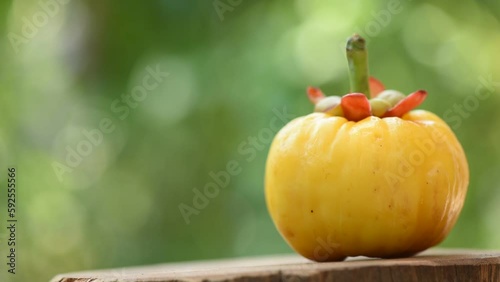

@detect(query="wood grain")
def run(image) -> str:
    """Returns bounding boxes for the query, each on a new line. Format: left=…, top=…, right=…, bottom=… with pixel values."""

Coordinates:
left=51, top=249, right=500, bottom=282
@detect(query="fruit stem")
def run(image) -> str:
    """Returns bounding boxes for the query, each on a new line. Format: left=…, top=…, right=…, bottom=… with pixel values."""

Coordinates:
left=346, top=34, right=370, bottom=98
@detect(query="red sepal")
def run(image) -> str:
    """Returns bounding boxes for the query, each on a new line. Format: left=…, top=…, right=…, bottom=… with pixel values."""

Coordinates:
left=341, top=93, right=372, bottom=121
left=369, top=77, right=385, bottom=98
left=307, top=87, right=326, bottom=104
left=382, top=90, right=427, bottom=118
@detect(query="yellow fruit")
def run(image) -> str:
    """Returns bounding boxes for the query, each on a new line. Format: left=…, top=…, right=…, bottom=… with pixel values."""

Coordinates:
left=265, top=110, right=468, bottom=261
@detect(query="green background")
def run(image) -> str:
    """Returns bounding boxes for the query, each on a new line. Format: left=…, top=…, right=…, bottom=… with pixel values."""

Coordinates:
left=1, top=0, right=500, bottom=281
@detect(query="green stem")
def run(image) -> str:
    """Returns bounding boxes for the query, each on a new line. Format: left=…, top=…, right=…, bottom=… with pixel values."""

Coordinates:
left=346, top=34, right=370, bottom=98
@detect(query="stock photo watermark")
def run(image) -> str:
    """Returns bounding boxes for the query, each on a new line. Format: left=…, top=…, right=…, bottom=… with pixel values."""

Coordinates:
left=5, top=168, right=17, bottom=275
left=443, top=75, right=500, bottom=129
left=384, top=134, right=443, bottom=186
left=355, top=0, right=404, bottom=37
left=336, top=0, right=410, bottom=52
left=178, top=106, right=295, bottom=224
left=313, top=235, right=341, bottom=262
left=384, top=74, right=499, bottom=185
left=213, top=0, right=243, bottom=21
left=51, top=65, right=170, bottom=182
left=8, top=0, right=72, bottom=54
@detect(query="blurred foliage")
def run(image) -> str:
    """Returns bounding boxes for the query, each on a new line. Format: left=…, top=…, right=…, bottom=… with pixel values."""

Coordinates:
left=0, top=0, right=500, bottom=281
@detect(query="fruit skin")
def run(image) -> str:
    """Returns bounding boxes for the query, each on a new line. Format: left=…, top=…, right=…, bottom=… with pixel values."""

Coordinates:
left=265, top=110, right=469, bottom=262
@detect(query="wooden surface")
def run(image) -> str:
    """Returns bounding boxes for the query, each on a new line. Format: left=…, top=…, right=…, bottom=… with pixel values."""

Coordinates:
left=51, top=249, right=500, bottom=282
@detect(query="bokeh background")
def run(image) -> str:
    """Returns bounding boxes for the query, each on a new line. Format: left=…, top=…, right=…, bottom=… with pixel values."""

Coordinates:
left=1, top=0, right=500, bottom=281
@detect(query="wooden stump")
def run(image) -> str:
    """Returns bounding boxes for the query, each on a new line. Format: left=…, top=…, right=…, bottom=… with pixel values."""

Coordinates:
left=51, top=249, right=500, bottom=282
